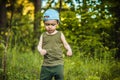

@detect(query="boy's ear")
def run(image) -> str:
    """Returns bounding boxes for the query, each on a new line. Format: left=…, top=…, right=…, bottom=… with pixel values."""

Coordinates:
left=57, top=22, right=59, bottom=25
left=57, top=20, right=59, bottom=24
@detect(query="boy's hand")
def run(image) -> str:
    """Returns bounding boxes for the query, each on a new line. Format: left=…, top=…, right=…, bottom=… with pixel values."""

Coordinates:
left=67, top=50, right=72, bottom=56
left=40, top=49, right=47, bottom=56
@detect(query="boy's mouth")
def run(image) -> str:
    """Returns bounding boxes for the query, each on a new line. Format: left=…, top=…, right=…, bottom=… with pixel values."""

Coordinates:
left=48, top=30, right=54, bottom=33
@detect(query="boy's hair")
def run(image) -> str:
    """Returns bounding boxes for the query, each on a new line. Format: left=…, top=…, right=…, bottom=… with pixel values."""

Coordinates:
left=43, top=9, right=60, bottom=22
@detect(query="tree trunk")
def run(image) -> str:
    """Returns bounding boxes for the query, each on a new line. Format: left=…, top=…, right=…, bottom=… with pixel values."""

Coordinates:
left=33, top=0, right=41, bottom=50
left=0, top=0, right=7, bottom=80
left=0, top=0, right=7, bottom=30
left=59, top=0, right=62, bottom=13
left=59, top=0, right=62, bottom=22
left=81, top=0, right=87, bottom=26
left=34, top=0, right=41, bottom=33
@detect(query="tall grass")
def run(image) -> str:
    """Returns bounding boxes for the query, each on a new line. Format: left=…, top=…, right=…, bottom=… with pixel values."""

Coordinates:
left=6, top=48, right=120, bottom=80
left=64, top=52, right=119, bottom=80
left=7, top=48, right=42, bottom=80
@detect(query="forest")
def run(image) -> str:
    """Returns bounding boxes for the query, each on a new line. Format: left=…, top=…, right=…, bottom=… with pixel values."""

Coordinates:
left=0, top=0, right=120, bottom=80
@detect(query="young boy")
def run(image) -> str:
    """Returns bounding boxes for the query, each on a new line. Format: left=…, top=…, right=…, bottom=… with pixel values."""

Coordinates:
left=37, top=9, right=72, bottom=80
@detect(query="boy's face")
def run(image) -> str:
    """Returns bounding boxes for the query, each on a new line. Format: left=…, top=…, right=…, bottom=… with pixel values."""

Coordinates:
left=44, top=20, right=58, bottom=34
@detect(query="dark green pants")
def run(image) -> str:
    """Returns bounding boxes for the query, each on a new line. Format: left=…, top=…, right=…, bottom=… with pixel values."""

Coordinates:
left=40, top=65, right=64, bottom=80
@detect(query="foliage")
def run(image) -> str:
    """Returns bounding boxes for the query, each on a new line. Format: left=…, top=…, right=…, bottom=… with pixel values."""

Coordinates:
left=60, top=10, right=116, bottom=59
left=6, top=49, right=120, bottom=80
left=9, top=14, right=38, bottom=52
left=0, top=44, right=4, bottom=78
left=0, top=34, right=6, bottom=78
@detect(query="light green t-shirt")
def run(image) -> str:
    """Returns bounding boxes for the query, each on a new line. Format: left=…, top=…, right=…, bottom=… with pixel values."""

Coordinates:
left=42, top=31, right=64, bottom=66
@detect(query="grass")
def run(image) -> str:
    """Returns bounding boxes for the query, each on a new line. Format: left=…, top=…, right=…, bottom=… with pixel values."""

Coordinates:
left=6, top=48, right=120, bottom=80
left=7, top=48, right=42, bottom=80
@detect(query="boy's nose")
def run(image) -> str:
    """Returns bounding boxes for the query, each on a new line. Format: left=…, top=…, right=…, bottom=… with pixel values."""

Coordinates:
left=48, top=25, right=52, bottom=29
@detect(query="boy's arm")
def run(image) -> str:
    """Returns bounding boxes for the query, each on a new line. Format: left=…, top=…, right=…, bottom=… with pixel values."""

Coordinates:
left=61, top=32, right=72, bottom=56
left=37, top=34, right=47, bottom=55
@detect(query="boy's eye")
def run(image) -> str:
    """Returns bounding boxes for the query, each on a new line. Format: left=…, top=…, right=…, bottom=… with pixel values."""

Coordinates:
left=45, top=24, right=56, bottom=26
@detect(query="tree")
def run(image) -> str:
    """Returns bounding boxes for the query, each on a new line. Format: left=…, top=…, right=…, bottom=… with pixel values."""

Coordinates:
left=0, top=0, right=7, bottom=79
left=34, top=0, right=41, bottom=34
left=59, top=0, right=62, bottom=12
left=33, top=0, right=41, bottom=50
left=108, top=0, right=120, bottom=59
left=0, top=0, right=7, bottom=30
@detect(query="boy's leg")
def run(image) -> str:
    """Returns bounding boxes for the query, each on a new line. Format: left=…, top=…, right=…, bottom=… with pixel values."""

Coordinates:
left=54, top=65, right=64, bottom=80
left=40, top=66, right=52, bottom=80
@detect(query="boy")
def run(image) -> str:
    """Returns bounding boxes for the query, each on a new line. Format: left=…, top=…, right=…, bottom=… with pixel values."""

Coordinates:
left=37, top=9, right=72, bottom=80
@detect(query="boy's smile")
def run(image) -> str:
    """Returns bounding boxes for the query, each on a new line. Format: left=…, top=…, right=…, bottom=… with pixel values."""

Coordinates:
left=44, top=20, right=58, bottom=34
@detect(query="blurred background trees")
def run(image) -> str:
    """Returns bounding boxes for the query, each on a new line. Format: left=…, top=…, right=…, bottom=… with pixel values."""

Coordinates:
left=0, top=0, right=120, bottom=79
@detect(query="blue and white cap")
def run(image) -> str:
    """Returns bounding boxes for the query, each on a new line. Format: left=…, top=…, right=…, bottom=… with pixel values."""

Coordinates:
left=43, top=9, right=60, bottom=22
